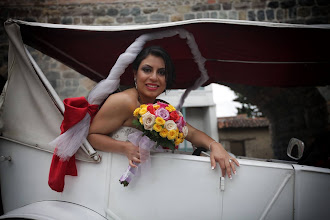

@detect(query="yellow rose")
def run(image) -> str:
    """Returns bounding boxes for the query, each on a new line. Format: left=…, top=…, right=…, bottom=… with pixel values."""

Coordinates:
left=139, top=117, right=143, bottom=124
left=178, top=132, right=184, bottom=139
left=175, top=138, right=183, bottom=146
left=153, top=104, right=160, bottom=110
left=165, top=106, right=172, bottom=112
left=155, top=117, right=165, bottom=126
left=153, top=124, right=163, bottom=132
left=160, top=128, right=168, bottom=138
left=167, top=129, right=177, bottom=140
left=133, top=108, right=140, bottom=117
left=165, top=104, right=176, bottom=112
left=139, top=107, right=147, bottom=115
left=140, top=104, right=147, bottom=109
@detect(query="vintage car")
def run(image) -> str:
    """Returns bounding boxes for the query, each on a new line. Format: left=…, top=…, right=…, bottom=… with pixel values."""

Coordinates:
left=0, top=19, right=329, bottom=220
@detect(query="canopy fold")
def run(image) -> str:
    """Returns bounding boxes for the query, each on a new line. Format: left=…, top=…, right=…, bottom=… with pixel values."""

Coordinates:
left=8, top=18, right=330, bottom=88
left=2, top=21, right=98, bottom=162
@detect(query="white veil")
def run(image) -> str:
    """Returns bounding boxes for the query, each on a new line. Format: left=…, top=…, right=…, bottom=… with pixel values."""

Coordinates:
left=50, top=28, right=209, bottom=160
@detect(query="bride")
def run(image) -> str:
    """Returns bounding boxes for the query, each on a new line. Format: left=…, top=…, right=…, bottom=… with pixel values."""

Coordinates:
left=87, top=46, right=239, bottom=179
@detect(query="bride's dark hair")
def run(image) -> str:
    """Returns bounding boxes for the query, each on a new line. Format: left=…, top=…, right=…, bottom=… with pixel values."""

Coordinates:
left=132, top=46, right=176, bottom=90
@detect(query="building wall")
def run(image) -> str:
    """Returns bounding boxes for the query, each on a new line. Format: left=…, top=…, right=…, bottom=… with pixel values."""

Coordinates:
left=159, top=85, right=219, bottom=151
left=219, top=127, right=273, bottom=159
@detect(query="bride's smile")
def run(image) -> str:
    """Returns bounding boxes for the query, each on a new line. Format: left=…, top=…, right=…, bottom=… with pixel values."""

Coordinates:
left=135, top=54, right=166, bottom=103
left=88, top=45, right=238, bottom=182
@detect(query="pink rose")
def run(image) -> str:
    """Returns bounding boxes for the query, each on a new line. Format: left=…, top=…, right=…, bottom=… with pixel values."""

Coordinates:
left=157, top=101, right=168, bottom=109
left=176, top=116, right=186, bottom=132
left=155, top=108, right=170, bottom=120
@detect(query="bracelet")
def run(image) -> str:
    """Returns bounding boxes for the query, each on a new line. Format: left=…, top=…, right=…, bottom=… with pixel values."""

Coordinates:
left=208, top=140, right=217, bottom=151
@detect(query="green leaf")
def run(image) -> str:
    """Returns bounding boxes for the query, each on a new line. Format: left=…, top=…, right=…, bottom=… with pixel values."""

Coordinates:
left=132, top=119, right=143, bottom=130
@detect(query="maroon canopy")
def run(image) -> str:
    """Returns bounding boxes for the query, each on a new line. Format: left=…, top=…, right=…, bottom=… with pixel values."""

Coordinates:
left=11, top=19, right=330, bottom=88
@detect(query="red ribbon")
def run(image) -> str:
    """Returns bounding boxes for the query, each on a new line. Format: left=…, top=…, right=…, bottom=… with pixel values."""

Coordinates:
left=48, top=97, right=98, bottom=192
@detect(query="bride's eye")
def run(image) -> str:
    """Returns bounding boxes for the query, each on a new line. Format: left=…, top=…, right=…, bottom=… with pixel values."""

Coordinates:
left=142, top=67, right=151, bottom=73
left=158, top=69, right=165, bottom=76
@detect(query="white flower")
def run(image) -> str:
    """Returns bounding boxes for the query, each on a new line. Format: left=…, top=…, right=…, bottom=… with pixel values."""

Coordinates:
left=182, top=126, right=188, bottom=138
left=164, top=120, right=177, bottom=131
left=142, top=112, right=156, bottom=131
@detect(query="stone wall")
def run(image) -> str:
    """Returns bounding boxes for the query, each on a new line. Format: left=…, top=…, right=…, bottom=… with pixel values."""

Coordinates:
left=1, top=0, right=329, bottom=26
left=0, top=0, right=329, bottom=159
left=219, top=128, right=273, bottom=159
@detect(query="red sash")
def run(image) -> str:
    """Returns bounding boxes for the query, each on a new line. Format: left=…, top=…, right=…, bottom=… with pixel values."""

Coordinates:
left=48, top=97, right=98, bottom=192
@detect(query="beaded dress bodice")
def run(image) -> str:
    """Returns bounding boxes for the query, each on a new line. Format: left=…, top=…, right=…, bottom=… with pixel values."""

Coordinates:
left=109, top=126, right=140, bottom=141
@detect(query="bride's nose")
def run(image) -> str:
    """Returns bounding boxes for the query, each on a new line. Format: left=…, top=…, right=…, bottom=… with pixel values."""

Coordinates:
left=149, top=71, right=157, bottom=81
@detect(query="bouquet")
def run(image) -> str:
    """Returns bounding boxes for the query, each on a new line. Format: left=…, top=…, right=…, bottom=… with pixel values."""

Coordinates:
left=133, top=101, right=188, bottom=150
left=119, top=101, right=188, bottom=186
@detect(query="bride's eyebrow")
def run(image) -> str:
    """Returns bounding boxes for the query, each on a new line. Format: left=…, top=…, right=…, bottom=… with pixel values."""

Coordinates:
left=141, top=64, right=152, bottom=68
left=141, top=64, right=165, bottom=69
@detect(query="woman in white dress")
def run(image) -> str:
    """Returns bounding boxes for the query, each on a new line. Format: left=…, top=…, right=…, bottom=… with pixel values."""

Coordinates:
left=88, top=46, right=239, bottom=179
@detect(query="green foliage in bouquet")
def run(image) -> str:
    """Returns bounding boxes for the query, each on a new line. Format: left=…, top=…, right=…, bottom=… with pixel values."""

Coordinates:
left=132, top=102, right=188, bottom=151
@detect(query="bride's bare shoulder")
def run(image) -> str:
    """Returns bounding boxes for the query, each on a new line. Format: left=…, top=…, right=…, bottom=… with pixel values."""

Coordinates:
left=102, top=88, right=138, bottom=110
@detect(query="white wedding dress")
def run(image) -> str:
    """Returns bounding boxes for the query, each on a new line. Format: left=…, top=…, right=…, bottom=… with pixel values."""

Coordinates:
left=109, top=126, right=168, bottom=155
left=109, top=126, right=140, bottom=142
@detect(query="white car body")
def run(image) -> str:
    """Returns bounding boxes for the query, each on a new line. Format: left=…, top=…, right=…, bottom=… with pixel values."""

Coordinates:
left=0, top=19, right=329, bottom=220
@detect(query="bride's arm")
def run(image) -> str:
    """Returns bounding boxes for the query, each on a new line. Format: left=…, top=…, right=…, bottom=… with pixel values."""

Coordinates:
left=88, top=92, right=141, bottom=166
left=185, top=123, right=239, bottom=179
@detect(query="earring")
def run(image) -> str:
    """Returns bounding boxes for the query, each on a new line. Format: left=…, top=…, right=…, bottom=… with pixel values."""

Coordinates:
left=134, top=78, right=137, bottom=89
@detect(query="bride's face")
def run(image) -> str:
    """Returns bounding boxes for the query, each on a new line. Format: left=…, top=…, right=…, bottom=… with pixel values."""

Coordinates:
left=135, top=54, right=166, bottom=102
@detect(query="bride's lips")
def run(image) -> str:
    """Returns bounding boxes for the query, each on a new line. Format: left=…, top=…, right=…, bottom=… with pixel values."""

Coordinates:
left=145, top=83, right=159, bottom=91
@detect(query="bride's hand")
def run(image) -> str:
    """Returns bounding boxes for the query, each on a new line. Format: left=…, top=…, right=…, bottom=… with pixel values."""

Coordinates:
left=210, top=142, right=240, bottom=179
left=124, top=142, right=141, bottom=168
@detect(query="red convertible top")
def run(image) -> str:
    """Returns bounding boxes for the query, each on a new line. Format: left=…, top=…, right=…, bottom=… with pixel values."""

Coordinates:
left=10, top=19, right=330, bottom=88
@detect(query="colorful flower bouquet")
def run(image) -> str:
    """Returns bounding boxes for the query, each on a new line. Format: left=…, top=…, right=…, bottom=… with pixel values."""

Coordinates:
left=119, top=101, right=188, bottom=186
left=133, top=101, right=188, bottom=150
